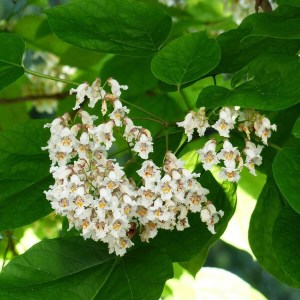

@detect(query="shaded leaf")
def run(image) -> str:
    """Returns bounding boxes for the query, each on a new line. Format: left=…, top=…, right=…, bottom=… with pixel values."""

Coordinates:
left=46, top=0, right=172, bottom=57
left=273, top=207, right=300, bottom=284
left=0, top=120, right=52, bottom=230
left=151, top=31, right=221, bottom=87
left=248, top=179, right=300, bottom=287
left=273, top=148, right=300, bottom=213
left=0, top=33, right=25, bottom=91
left=0, top=237, right=173, bottom=300
left=198, top=54, right=300, bottom=110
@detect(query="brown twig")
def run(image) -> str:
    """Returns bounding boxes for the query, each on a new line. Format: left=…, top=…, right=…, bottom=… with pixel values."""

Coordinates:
left=255, top=0, right=273, bottom=13
left=0, top=92, right=70, bottom=104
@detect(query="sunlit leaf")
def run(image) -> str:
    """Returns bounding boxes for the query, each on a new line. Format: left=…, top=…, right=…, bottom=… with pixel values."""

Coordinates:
left=46, top=0, right=172, bottom=56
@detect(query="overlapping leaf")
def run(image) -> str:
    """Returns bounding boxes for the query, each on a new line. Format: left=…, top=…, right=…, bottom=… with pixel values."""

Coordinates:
left=0, top=33, right=25, bottom=91
left=248, top=180, right=300, bottom=288
left=273, top=207, right=300, bottom=283
left=46, top=0, right=172, bottom=56
left=273, top=148, right=300, bottom=214
left=197, top=54, right=300, bottom=110
left=0, top=120, right=52, bottom=230
left=0, top=237, right=173, bottom=300
left=151, top=31, right=221, bottom=87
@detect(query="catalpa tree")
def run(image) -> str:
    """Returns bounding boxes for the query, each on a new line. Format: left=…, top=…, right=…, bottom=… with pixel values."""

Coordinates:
left=0, top=0, right=299, bottom=299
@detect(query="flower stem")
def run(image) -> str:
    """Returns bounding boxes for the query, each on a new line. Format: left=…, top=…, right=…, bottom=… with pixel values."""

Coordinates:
left=24, top=68, right=79, bottom=86
left=269, top=142, right=283, bottom=151
left=121, top=99, right=165, bottom=123
left=165, top=128, right=169, bottom=152
left=130, top=117, right=165, bottom=125
left=178, top=87, right=192, bottom=111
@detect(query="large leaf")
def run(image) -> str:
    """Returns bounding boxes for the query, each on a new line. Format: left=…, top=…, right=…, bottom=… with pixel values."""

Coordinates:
left=151, top=31, right=221, bottom=87
left=273, top=148, right=300, bottom=214
left=248, top=180, right=300, bottom=287
left=150, top=171, right=236, bottom=262
left=0, top=33, right=25, bottom=91
left=46, top=0, right=172, bottom=57
left=242, top=5, right=300, bottom=40
left=212, top=5, right=300, bottom=75
left=0, top=237, right=173, bottom=300
left=197, top=54, right=300, bottom=110
left=273, top=207, right=300, bottom=284
left=0, top=120, right=52, bottom=230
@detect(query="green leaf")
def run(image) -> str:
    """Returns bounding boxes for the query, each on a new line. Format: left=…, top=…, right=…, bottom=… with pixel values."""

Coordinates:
left=0, top=120, right=52, bottom=230
left=273, top=148, right=300, bottom=214
left=276, top=0, right=300, bottom=8
left=248, top=180, right=300, bottom=288
left=273, top=207, right=300, bottom=284
left=46, top=0, right=172, bottom=57
left=0, top=33, right=25, bottom=91
left=292, top=117, right=300, bottom=138
left=242, top=5, right=300, bottom=40
left=0, top=237, right=173, bottom=300
left=213, top=6, right=300, bottom=75
left=150, top=171, right=236, bottom=262
left=198, top=54, right=300, bottom=110
left=151, top=31, right=221, bottom=87
left=100, top=56, right=157, bottom=97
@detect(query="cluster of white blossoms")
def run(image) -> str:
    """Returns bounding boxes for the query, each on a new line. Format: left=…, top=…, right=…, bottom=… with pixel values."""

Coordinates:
left=43, top=78, right=223, bottom=256
left=177, top=106, right=276, bottom=182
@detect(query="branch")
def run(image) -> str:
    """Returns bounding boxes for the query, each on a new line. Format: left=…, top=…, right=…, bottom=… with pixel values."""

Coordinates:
left=255, top=0, right=273, bottom=13
left=0, top=92, right=70, bottom=104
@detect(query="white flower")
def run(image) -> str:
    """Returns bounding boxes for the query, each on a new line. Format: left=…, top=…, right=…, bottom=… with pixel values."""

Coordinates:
left=217, top=140, right=240, bottom=168
left=212, top=107, right=236, bottom=137
left=197, top=139, right=219, bottom=170
left=195, top=107, right=209, bottom=136
left=109, top=106, right=130, bottom=127
left=70, top=82, right=90, bottom=110
left=177, top=111, right=196, bottom=142
left=87, top=78, right=106, bottom=108
left=243, top=140, right=263, bottom=175
left=200, top=203, right=224, bottom=234
left=137, top=160, right=161, bottom=185
left=133, top=134, right=153, bottom=159
left=177, top=107, right=209, bottom=141
left=219, top=166, right=241, bottom=182
left=254, top=116, right=277, bottom=145
left=108, top=78, right=128, bottom=97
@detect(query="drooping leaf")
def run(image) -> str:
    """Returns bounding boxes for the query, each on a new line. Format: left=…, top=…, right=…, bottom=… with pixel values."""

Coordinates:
left=150, top=171, right=236, bottom=262
left=292, top=117, right=300, bottom=138
left=0, top=237, right=173, bottom=300
left=0, top=33, right=25, bottom=91
left=0, top=120, right=52, bottom=230
left=273, top=148, right=300, bottom=214
left=273, top=207, right=300, bottom=284
left=197, top=54, right=300, bottom=110
left=248, top=180, right=300, bottom=288
left=46, top=0, right=172, bottom=57
left=151, top=31, right=221, bottom=87
left=212, top=5, right=300, bottom=75
left=242, top=5, right=300, bottom=40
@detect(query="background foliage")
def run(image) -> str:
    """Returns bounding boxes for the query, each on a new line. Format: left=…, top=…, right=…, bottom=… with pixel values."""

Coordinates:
left=0, top=0, right=299, bottom=299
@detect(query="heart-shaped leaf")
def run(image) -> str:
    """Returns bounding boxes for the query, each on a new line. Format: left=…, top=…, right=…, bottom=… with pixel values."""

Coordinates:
left=46, top=0, right=172, bottom=57
left=0, top=33, right=25, bottom=91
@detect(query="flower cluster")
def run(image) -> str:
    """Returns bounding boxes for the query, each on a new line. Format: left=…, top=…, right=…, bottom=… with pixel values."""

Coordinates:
left=43, top=78, right=223, bottom=256
left=177, top=106, right=276, bottom=181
